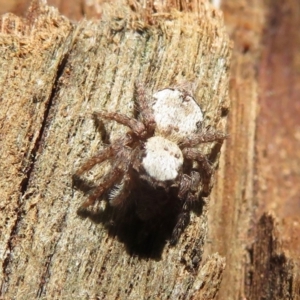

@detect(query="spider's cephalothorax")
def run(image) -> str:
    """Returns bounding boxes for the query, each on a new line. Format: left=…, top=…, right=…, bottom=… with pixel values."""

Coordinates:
left=73, top=84, right=226, bottom=244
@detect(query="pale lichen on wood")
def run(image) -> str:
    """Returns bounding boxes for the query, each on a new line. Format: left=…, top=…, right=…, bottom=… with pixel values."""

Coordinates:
left=0, top=1, right=231, bottom=299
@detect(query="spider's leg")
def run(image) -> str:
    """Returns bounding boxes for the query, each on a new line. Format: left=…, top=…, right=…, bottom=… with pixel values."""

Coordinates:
left=73, top=146, right=115, bottom=180
left=109, top=146, right=141, bottom=207
left=109, top=172, right=132, bottom=207
left=170, top=201, right=190, bottom=245
left=73, top=134, right=132, bottom=180
left=179, top=129, right=227, bottom=148
left=178, top=174, right=192, bottom=200
left=93, top=111, right=147, bottom=138
left=171, top=172, right=201, bottom=245
left=78, top=164, right=124, bottom=210
left=135, top=82, right=155, bottom=132
left=182, top=148, right=213, bottom=179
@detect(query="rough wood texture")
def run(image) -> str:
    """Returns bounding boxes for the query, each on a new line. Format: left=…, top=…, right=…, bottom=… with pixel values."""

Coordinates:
left=0, top=1, right=231, bottom=299
left=245, top=214, right=294, bottom=299
left=207, top=0, right=300, bottom=299
left=2, top=0, right=299, bottom=299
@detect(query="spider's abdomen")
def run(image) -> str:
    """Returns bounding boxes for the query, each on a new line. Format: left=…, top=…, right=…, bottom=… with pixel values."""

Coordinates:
left=152, top=89, right=203, bottom=140
left=142, top=136, right=183, bottom=181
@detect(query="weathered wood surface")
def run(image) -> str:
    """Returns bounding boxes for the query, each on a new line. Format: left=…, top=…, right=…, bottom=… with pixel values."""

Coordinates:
left=207, top=0, right=300, bottom=299
left=0, top=1, right=231, bottom=299
left=2, top=0, right=299, bottom=299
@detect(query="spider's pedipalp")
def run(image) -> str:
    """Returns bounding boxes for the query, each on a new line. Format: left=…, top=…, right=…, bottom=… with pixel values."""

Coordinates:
left=93, top=111, right=147, bottom=138
left=182, top=148, right=213, bottom=178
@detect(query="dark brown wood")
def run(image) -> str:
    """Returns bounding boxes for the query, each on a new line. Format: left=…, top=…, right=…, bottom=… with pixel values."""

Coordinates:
left=245, top=214, right=294, bottom=299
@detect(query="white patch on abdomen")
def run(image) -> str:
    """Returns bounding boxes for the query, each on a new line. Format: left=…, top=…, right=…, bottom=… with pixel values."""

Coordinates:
left=152, top=89, right=203, bottom=140
left=142, top=136, right=183, bottom=181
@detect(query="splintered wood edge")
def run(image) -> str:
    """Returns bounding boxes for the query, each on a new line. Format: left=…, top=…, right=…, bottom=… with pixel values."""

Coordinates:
left=0, top=1, right=231, bottom=299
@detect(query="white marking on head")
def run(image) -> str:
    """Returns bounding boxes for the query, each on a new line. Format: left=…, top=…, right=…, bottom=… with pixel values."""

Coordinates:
left=152, top=89, right=203, bottom=140
left=142, top=136, right=183, bottom=181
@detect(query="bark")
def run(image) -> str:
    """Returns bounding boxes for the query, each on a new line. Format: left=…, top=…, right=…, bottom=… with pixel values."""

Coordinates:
left=0, top=1, right=231, bottom=299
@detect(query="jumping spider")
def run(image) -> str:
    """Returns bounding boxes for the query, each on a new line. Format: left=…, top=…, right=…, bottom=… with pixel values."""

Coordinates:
left=73, top=84, right=226, bottom=245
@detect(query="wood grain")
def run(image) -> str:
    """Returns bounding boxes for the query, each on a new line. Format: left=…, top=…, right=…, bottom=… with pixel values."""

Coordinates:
left=0, top=1, right=231, bottom=299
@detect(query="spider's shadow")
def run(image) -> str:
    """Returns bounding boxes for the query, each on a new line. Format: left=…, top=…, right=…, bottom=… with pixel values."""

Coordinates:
left=75, top=183, right=204, bottom=259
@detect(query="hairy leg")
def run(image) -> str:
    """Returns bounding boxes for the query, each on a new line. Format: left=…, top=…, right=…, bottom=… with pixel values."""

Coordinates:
left=170, top=201, right=190, bottom=245
left=109, top=173, right=132, bottom=207
left=171, top=171, right=202, bottom=245
left=78, top=165, right=124, bottom=211
left=182, top=148, right=213, bottom=178
left=93, top=111, right=147, bottom=138
left=73, top=134, right=132, bottom=179
left=135, top=82, right=156, bottom=132
left=73, top=147, right=115, bottom=179
left=178, top=174, right=193, bottom=200
left=179, top=129, right=227, bottom=148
